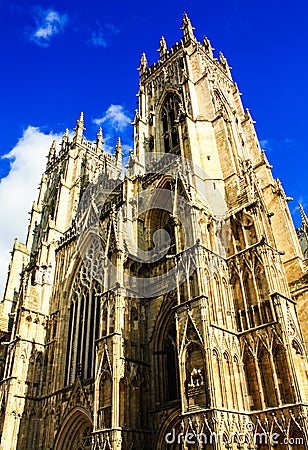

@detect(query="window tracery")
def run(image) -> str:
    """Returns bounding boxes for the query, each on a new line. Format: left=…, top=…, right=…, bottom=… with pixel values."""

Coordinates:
left=161, top=93, right=180, bottom=154
left=65, top=263, right=101, bottom=384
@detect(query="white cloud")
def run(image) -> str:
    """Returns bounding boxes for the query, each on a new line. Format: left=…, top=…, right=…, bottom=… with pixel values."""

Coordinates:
left=31, top=9, right=67, bottom=46
left=93, top=105, right=132, bottom=131
left=0, top=126, right=62, bottom=297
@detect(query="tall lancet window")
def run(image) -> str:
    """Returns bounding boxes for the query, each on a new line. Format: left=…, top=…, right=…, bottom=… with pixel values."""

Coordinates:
left=161, top=93, right=180, bottom=154
left=65, top=264, right=101, bottom=384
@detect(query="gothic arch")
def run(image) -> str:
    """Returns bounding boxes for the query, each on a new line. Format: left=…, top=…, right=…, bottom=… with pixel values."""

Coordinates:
left=273, top=344, right=294, bottom=404
left=243, top=347, right=261, bottom=411
left=257, top=345, right=278, bottom=408
left=158, top=91, right=182, bottom=154
left=151, top=295, right=180, bottom=404
left=65, top=262, right=101, bottom=384
left=54, top=406, right=93, bottom=450
left=212, top=348, right=224, bottom=407
left=155, top=408, right=182, bottom=450
left=98, top=370, right=112, bottom=429
left=183, top=341, right=207, bottom=410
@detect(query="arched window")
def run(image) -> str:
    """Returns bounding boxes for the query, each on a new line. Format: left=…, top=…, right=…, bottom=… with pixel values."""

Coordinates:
left=161, top=93, right=180, bottom=154
left=212, top=349, right=223, bottom=407
left=243, top=350, right=261, bottom=410
left=258, top=348, right=278, bottom=407
left=273, top=345, right=294, bottom=404
left=185, top=342, right=207, bottom=409
left=231, top=275, right=246, bottom=331
left=164, top=321, right=180, bottom=401
left=98, top=372, right=112, bottom=429
left=65, top=264, right=101, bottom=384
left=223, top=352, right=235, bottom=409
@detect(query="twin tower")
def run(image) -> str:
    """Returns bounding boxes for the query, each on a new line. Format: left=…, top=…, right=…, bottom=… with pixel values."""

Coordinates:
left=1, top=13, right=308, bottom=450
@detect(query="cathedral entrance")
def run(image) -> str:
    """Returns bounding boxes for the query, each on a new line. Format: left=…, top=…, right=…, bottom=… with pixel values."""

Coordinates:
left=156, top=410, right=183, bottom=450
left=53, top=407, right=93, bottom=450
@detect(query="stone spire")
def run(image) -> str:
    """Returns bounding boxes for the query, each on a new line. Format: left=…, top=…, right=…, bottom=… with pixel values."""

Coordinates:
left=96, top=127, right=104, bottom=152
left=138, top=53, right=148, bottom=75
left=181, top=12, right=196, bottom=45
left=115, top=137, right=123, bottom=169
left=299, top=203, right=308, bottom=233
left=73, top=112, right=86, bottom=142
left=157, top=36, right=168, bottom=57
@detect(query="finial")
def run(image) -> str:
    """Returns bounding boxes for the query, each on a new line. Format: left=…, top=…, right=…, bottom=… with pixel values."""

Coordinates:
left=51, top=139, right=57, bottom=151
left=96, top=127, right=104, bottom=152
left=219, top=51, right=232, bottom=74
left=74, top=112, right=86, bottom=143
left=157, top=36, right=168, bottom=57
left=138, top=53, right=148, bottom=74
left=61, top=128, right=69, bottom=152
left=115, top=137, right=123, bottom=169
left=203, top=35, right=214, bottom=55
left=77, top=112, right=84, bottom=126
left=115, top=137, right=123, bottom=155
left=299, top=203, right=308, bottom=231
left=181, top=12, right=196, bottom=44
left=48, top=139, right=57, bottom=163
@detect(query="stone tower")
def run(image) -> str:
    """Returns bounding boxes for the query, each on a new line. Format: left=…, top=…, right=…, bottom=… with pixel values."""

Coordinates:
left=1, top=13, right=308, bottom=450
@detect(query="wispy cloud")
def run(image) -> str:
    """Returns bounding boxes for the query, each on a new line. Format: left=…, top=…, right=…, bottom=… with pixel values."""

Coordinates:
left=90, top=31, right=107, bottom=48
left=93, top=105, right=132, bottom=131
left=0, top=127, right=63, bottom=297
left=88, top=23, right=119, bottom=48
left=31, top=8, right=68, bottom=47
left=260, top=139, right=272, bottom=151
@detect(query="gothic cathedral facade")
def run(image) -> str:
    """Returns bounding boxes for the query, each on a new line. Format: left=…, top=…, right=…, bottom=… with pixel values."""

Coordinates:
left=1, top=13, right=308, bottom=450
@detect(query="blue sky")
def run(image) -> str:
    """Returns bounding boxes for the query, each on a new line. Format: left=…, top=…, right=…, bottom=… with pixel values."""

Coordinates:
left=0, top=0, right=307, bottom=293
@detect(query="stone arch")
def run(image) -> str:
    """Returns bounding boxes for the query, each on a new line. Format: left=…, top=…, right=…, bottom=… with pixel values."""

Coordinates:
left=289, top=426, right=305, bottom=450
left=258, top=345, right=278, bottom=407
left=273, top=344, right=294, bottom=404
left=155, top=408, right=182, bottom=450
left=157, top=91, right=182, bottom=154
left=183, top=341, right=207, bottom=410
left=151, top=295, right=180, bottom=405
left=54, top=406, right=93, bottom=450
left=243, top=347, right=261, bottom=410
left=233, top=355, right=245, bottom=409
left=212, top=348, right=224, bottom=407
left=222, top=351, right=235, bottom=409
left=291, top=339, right=308, bottom=401
left=98, top=370, right=112, bottom=429
left=231, top=274, right=246, bottom=331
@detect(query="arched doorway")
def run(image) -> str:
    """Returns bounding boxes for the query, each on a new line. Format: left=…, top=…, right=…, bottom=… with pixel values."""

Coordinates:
left=54, top=407, right=93, bottom=450
left=156, top=409, right=183, bottom=450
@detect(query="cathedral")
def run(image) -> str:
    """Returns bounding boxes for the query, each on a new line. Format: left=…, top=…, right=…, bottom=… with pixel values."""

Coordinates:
left=1, top=13, right=308, bottom=450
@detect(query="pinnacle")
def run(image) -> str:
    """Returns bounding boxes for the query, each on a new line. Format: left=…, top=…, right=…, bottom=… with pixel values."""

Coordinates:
left=157, top=36, right=168, bottom=57
left=97, top=127, right=103, bottom=139
left=138, top=52, right=148, bottom=73
left=180, top=11, right=196, bottom=44
left=115, top=137, right=123, bottom=155
left=299, top=203, right=308, bottom=229
left=181, top=11, right=195, bottom=31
